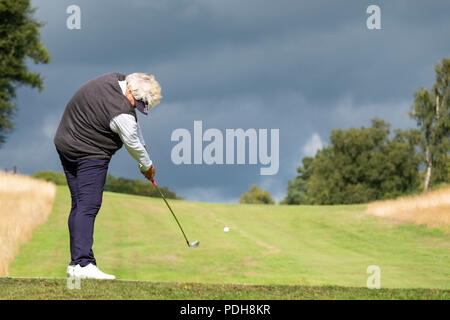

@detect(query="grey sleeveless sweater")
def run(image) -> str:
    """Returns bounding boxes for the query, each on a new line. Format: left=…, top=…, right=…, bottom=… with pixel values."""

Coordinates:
left=54, top=72, right=136, bottom=159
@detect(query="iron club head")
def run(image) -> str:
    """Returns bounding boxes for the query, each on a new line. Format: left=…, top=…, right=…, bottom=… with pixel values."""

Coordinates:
left=189, top=240, right=199, bottom=248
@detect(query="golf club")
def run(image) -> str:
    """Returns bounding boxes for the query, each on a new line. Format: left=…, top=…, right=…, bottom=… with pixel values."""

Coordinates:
left=151, top=179, right=199, bottom=248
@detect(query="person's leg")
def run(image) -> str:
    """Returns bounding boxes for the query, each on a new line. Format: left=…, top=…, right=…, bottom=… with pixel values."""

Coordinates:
left=57, top=150, right=80, bottom=266
left=71, top=157, right=110, bottom=267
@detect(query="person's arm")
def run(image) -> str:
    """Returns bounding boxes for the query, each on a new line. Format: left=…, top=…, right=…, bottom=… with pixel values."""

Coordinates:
left=137, top=121, right=147, bottom=148
left=110, top=114, right=152, bottom=172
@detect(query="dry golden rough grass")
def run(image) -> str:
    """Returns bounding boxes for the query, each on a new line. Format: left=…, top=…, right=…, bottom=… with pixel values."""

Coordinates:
left=367, top=187, right=450, bottom=231
left=0, top=172, right=56, bottom=276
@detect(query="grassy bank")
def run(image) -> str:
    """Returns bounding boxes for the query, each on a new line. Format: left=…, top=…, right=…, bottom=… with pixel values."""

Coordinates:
left=0, top=278, right=448, bottom=300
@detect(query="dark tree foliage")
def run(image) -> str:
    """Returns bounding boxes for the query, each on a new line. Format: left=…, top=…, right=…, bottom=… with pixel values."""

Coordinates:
left=282, top=157, right=313, bottom=205
left=239, top=184, right=275, bottom=204
left=0, top=0, right=50, bottom=146
left=409, top=58, right=450, bottom=190
left=105, top=174, right=180, bottom=200
left=33, top=171, right=181, bottom=200
left=285, top=119, right=421, bottom=205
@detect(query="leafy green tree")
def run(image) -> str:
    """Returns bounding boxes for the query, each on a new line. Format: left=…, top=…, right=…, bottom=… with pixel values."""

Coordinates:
left=287, top=119, right=421, bottom=205
left=379, top=128, right=422, bottom=198
left=239, top=184, right=275, bottom=204
left=308, top=119, right=389, bottom=204
left=432, top=58, right=450, bottom=185
left=409, top=58, right=449, bottom=190
left=0, top=0, right=50, bottom=146
left=283, top=156, right=313, bottom=204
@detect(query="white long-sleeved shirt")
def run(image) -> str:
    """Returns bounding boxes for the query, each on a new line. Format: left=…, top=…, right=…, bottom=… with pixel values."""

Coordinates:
left=109, top=80, right=152, bottom=172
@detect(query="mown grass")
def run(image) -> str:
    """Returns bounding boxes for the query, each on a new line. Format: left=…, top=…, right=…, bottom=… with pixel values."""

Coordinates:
left=6, top=185, right=450, bottom=294
left=0, top=278, right=448, bottom=300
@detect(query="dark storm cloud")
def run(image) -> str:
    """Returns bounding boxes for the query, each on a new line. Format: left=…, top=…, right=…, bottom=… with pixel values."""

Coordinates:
left=1, top=0, right=449, bottom=202
left=33, top=0, right=450, bottom=104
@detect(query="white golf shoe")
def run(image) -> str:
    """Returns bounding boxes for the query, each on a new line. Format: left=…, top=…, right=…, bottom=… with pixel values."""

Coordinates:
left=73, top=263, right=116, bottom=280
left=67, top=265, right=76, bottom=277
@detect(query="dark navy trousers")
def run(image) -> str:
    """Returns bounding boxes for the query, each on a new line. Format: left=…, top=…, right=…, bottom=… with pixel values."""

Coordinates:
left=57, top=150, right=110, bottom=267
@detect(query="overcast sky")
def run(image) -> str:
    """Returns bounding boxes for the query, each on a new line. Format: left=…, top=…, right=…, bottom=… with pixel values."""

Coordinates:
left=1, top=0, right=449, bottom=202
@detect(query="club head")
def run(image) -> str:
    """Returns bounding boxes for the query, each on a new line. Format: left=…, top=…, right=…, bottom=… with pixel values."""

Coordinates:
left=189, top=240, right=199, bottom=248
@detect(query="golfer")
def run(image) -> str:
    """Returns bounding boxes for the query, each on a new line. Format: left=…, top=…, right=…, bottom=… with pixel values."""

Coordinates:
left=54, top=72, right=162, bottom=279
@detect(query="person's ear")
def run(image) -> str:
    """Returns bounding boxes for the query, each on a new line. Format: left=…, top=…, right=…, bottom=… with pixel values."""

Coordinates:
left=125, top=88, right=135, bottom=106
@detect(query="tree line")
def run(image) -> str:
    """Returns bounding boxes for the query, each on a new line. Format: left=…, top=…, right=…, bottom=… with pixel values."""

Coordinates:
left=33, top=171, right=180, bottom=200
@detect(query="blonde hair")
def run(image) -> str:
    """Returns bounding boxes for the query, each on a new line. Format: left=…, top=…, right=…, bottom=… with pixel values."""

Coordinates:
left=126, top=73, right=162, bottom=110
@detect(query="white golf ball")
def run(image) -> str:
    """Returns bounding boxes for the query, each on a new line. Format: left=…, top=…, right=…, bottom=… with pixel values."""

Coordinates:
left=224, top=227, right=230, bottom=232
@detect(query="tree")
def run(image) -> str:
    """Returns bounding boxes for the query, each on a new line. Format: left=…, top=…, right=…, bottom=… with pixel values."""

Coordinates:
left=33, top=171, right=181, bottom=199
left=239, top=184, right=275, bottom=204
left=283, top=156, right=313, bottom=204
left=0, top=0, right=50, bottom=147
left=432, top=58, right=450, bottom=185
left=409, top=58, right=450, bottom=190
left=287, top=119, right=421, bottom=205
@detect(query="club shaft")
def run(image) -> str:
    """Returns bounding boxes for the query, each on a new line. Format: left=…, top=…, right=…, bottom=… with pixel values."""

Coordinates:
left=153, top=183, right=190, bottom=246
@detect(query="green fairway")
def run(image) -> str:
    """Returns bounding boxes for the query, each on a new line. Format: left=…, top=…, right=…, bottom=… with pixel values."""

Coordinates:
left=7, top=186, right=450, bottom=290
